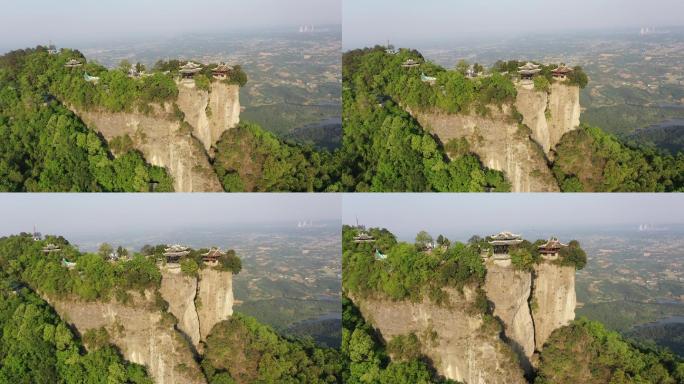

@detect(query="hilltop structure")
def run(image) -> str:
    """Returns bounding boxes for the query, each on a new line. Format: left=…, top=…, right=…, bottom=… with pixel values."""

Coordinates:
left=551, top=65, right=573, bottom=80
left=64, top=59, right=82, bottom=68
left=518, top=62, right=541, bottom=80
left=202, top=247, right=224, bottom=265
left=42, top=243, right=61, bottom=254
left=179, top=62, right=202, bottom=79
left=212, top=63, right=233, bottom=80
left=538, top=237, right=567, bottom=260
left=353, top=231, right=375, bottom=243
left=487, top=231, right=523, bottom=266
left=401, top=58, right=420, bottom=68
left=163, top=244, right=190, bottom=264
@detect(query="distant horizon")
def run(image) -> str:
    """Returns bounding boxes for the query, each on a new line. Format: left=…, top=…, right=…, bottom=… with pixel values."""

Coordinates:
left=343, top=0, right=684, bottom=50
left=342, top=194, right=684, bottom=243
left=0, top=0, right=341, bottom=53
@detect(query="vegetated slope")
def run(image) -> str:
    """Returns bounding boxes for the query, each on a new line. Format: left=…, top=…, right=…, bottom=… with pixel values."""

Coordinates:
left=0, top=46, right=340, bottom=192
left=342, top=46, right=684, bottom=192
left=0, top=233, right=341, bottom=383
left=340, top=48, right=510, bottom=192
left=0, top=276, right=153, bottom=384
left=535, top=318, right=684, bottom=384
left=201, top=314, right=342, bottom=384
left=0, top=48, right=173, bottom=192
left=627, top=124, right=684, bottom=156
left=552, top=125, right=684, bottom=191
left=213, top=122, right=340, bottom=192
left=625, top=323, right=684, bottom=358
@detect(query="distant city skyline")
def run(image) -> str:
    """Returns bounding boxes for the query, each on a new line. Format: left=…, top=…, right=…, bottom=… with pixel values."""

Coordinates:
left=0, top=193, right=341, bottom=239
left=0, top=0, right=341, bottom=52
left=342, top=194, right=684, bottom=241
left=343, top=0, right=684, bottom=49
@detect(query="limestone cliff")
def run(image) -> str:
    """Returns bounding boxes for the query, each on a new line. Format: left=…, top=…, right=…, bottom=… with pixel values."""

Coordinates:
left=484, top=262, right=535, bottom=373
left=409, top=83, right=580, bottom=192
left=160, top=267, right=201, bottom=347
left=47, top=292, right=206, bottom=384
left=515, top=83, right=580, bottom=154
left=197, top=268, right=234, bottom=340
left=413, top=106, right=558, bottom=192
left=176, top=81, right=240, bottom=152
left=71, top=82, right=240, bottom=192
left=353, top=288, right=527, bottom=384
left=531, top=263, right=576, bottom=350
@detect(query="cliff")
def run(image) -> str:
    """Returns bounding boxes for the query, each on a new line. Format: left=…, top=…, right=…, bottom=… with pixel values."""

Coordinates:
left=197, top=268, right=234, bottom=340
left=72, top=82, right=240, bottom=192
left=410, top=83, right=579, bottom=192
left=484, top=262, right=535, bottom=373
left=353, top=288, right=527, bottom=384
left=531, top=263, right=576, bottom=350
left=353, top=260, right=577, bottom=383
left=47, top=291, right=206, bottom=384
left=160, top=267, right=201, bottom=347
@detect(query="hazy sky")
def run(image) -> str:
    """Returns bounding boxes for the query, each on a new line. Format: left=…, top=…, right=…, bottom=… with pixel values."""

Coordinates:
left=0, top=193, right=341, bottom=238
left=343, top=0, right=684, bottom=49
left=0, top=0, right=341, bottom=51
left=343, top=194, right=684, bottom=241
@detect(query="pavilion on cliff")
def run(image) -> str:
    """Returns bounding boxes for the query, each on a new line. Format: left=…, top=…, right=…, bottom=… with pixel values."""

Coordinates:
left=421, top=72, right=437, bottom=85
left=163, top=244, right=190, bottom=264
left=551, top=65, right=573, bottom=80
left=401, top=58, right=421, bottom=68
left=179, top=61, right=202, bottom=79
left=212, top=63, right=233, bottom=80
left=488, top=231, right=523, bottom=260
left=538, top=237, right=567, bottom=261
left=518, top=62, right=541, bottom=80
left=64, top=59, right=83, bottom=68
left=202, top=247, right=224, bottom=264
left=42, top=243, right=61, bottom=254
left=353, top=231, right=375, bottom=243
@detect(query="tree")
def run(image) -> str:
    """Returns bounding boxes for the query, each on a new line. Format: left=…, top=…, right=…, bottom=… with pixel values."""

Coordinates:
left=135, top=62, right=146, bottom=73
left=118, top=59, right=132, bottom=73
left=414, top=231, right=433, bottom=249
left=455, top=59, right=469, bottom=75
left=98, top=243, right=113, bottom=259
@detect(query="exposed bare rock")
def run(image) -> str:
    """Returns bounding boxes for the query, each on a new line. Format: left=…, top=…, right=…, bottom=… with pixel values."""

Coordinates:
left=352, top=288, right=527, bottom=384
left=198, top=268, right=234, bottom=340
left=160, top=267, right=201, bottom=348
left=532, top=262, right=576, bottom=350
left=47, top=292, right=206, bottom=384
left=484, top=262, right=535, bottom=373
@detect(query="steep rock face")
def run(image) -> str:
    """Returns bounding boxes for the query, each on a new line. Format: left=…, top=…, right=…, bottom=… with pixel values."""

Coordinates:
left=48, top=292, right=205, bottom=384
left=413, top=106, right=559, bottom=192
left=353, top=289, right=527, bottom=384
left=515, top=83, right=580, bottom=154
left=484, top=263, right=535, bottom=372
left=176, top=81, right=240, bottom=152
left=532, top=262, right=576, bottom=350
left=198, top=268, right=234, bottom=340
left=160, top=267, right=201, bottom=348
left=76, top=108, right=222, bottom=192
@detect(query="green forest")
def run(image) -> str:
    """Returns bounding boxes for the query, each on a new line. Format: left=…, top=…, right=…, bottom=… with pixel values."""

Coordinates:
left=342, top=225, right=585, bottom=305
left=0, top=46, right=343, bottom=192
left=341, top=47, right=684, bottom=192
left=0, top=233, right=341, bottom=383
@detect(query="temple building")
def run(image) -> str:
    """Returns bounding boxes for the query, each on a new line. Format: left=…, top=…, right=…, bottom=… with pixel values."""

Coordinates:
left=402, top=58, right=421, bottom=68
left=212, top=63, right=233, bottom=80
left=538, top=237, right=567, bottom=261
left=64, top=59, right=83, bottom=68
left=42, top=243, right=61, bottom=254
left=353, top=231, right=375, bottom=243
left=61, top=258, right=76, bottom=270
left=421, top=73, right=437, bottom=85
left=551, top=65, right=573, bottom=80
left=488, top=231, right=523, bottom=266
left=518, top=62, right=541, bottom=80
left=202, top=247, right=224, bottom=265
left=179, top=62, right=202, bottom=79
left=84, top=72, right=100, bottom=84
left=47, top=42, right=58, bottom=55
left=163, top=244, right=190, bottom=264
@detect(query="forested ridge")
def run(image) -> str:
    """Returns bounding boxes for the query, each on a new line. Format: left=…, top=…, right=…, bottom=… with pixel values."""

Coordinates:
left=341, top=226, right=684, bottom=384
left=0, top=233, right=342, bottom=383
left=0, top=46, right=342, bottom=192
left=342, top=46, right=684, bottom=192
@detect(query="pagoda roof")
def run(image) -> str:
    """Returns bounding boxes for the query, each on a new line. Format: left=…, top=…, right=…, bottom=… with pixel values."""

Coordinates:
left=203, top=247, right=225, bottom=258
left=552, top=65, right=573, bottom=74
left=421, top=73, right=437, bottom=82
left=489, top=231, right=523, bottom=245
left=65, top=59, right=83, bottom=67
left=402, top=59, right=421, bottom=67
left=518, top=62, right=540, bottom=70
left=539, top=237, right=567, bottom=250
left=213, top=63, right=233, bottom=72
left=164, top=244, right=190, bottom=256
